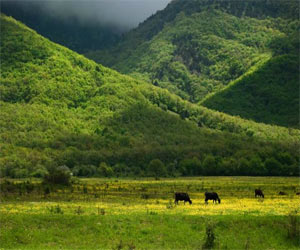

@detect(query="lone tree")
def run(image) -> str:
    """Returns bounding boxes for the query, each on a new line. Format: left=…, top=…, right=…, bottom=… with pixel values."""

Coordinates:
left=43, top=165, right=72, bottom=186
left=148, top=159, right=167, bottom=177
left=98, top=162, right=114, bottom=177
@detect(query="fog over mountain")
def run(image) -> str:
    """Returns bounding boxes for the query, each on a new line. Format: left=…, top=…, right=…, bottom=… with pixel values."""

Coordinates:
left=1, top=0, right=172, bottom=30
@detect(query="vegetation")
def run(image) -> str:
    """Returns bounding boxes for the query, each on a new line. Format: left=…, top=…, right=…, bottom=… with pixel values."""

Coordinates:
left=202, top=54, right=299, bottom=127
left=1, top=1, right=299, bottom=248
left=87, top=0, right=299, bottom=127
left=43, top=165, right=72, bottom=186
left=0, top=177, right=299, bottom=249
left=0, top=14, right=299, bottom=178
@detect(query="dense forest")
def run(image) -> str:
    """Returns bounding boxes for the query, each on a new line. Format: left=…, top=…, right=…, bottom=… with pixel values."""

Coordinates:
left=87, top=0, right=299, bottom=128
left=0, top=14, right=299, bottom=179
left=202, top=54, right=299, bottom=127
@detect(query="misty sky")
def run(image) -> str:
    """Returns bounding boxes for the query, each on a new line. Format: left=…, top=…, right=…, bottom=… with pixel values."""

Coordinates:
left=3, top=0, right=172, bottom=30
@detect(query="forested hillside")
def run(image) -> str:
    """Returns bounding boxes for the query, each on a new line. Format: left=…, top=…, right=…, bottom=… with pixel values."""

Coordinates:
left=0, top=14, right=299, bottom=179
left=86, top=0, right=299, bottom=127
left=202, top=54, right=299, bottom=127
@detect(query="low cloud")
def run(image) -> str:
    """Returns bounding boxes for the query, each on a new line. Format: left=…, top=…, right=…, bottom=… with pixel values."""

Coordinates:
left=2, top=0, right=171, bottom=30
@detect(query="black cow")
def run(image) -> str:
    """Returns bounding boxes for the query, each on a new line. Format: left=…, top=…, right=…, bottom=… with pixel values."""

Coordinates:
left=205, top=192, right=221, bottom=204
left=278, top=191, right=287, bottom=195
left=255, top=189, right=264, bottom=198
left=174, top=192, right=192, bottom=205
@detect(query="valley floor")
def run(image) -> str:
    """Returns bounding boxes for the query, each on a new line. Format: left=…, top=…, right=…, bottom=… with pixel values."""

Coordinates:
left=0, top=177, right=299, bottom=249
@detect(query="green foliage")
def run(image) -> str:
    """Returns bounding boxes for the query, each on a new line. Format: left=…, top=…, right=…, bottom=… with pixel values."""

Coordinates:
left=0, top=14, right=299, bottom=178
left=48, top=205, right=64, bottom=214
left=87, top=0, right=299, bottom=107
left=202, top=222, right=216, bottom=249
left=203, top=55, right=299, bottom=127
left=148, top=159, right=167, bottom=177
left=265, top=158, right=283, bottom=176
left=1, top=177, right=300, bottom=249
left=98, top=162, right=114, bottom=177
left=43, top=165, right=72, bottom=186
left=287, top=211, right=300, bottom=244
left=179, top=157, right=202, bottom=176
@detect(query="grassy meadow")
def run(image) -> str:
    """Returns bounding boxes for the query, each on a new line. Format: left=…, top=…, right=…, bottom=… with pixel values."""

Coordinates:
left=1, top=177, right=299, bottom=249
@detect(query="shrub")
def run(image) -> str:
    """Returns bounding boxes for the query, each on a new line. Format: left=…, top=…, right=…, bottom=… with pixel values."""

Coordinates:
left=43, top=165, right=72, bottom=186
left=238, top=158, right=250, bottom=175
left=13, top=168, right=29, bottom=178
left=179, top=157, right=202, bottom=176
left=265, top=157, right=283, bottom=176
left=98, top=162, right=114, bottom=177
left=202, top=155, right=217, bottom=176
left=249, top=157, right=267, bottom=176
left=44, top=186, right=51, bottom=196
left=113, top=163, right=130, bottom=177
left=48, top=205, right=64, bottom=214
left=73, top=165, right=97, bottom=177
left=202, top=222, right=216, bottom=249
left=287, top=210, right=300, bottom=245
left=148, top=159, right=167, bottom=177
left=31, top=166, right=48, bottom=178
left=141, top=193, right=150, bottom=199
left=75, top=206, right=84, bottom=215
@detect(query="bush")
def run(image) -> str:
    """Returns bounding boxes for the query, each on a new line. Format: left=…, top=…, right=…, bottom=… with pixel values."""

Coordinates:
left=238, top=158, right=250, bottom=176
left=249, top=157, right=267, bottom=176
left=265, top=157, right=283, bottom=176
left=287, top=210, right=300, bottom=245
left=43, top=165, right=72, bottom=186
left=113, top=163, right=130, bottom=177
left=202, top=222, right=216, bottom=249
left=148, top=159, right=167, bottom=177
left=73, top=165, right=97, bottom=177
left=179, top=157, right=202, bottom=176
left=13, top=168, right=29, bottom=178
left=31, top=166, right=48, bottom=178
left=202, top=155, right=217, bottom=176
left=98, top=162, right=114, bottom=177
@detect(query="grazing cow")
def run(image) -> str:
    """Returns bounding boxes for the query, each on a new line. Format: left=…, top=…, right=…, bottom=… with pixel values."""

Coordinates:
left=205, top=192, right=221, bottom=204
left=296, top=192, right=300, bottom=195
left=174, top=192, right=192, bottom=205
left=255, top=189, right=264, bottom=198
left=278, top=191, right=287, bottom=195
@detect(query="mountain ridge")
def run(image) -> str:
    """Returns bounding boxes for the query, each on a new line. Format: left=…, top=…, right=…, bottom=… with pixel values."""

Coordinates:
left=86, top=0, right=299, bottom=128
left=1, top=14, right=299, bottom=178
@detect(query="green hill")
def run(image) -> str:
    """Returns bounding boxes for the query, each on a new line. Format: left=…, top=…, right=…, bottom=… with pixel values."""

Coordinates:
left=1, top=14, right=299, bottom=178
left=86, top=0, right=299, bottom=127
left=202, top=54, right=299, bottom=128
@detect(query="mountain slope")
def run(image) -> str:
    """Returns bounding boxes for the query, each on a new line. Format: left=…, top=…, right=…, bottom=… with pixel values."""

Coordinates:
left=87, top=0, right=298, bottom=101
left=86, top=0, right=299, bottom=128
left=0, top=14, right=299, bottom=178
left=202, top=54, right=299, bottom=128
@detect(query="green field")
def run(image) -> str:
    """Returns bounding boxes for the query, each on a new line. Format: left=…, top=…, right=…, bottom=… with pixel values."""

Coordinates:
left=1, top=177, right=299, bottom=249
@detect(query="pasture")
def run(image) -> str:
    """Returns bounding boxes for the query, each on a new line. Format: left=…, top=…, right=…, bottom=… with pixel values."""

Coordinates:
left=0, top=177, right=299, bottom=249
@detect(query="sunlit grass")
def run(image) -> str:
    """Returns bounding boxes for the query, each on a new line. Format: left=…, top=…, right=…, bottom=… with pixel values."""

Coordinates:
left=1, top=177, right=299, bottom=249
left=1, top=177, right=299, bottom=216
left=1, top=197, right=299, bottom=217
